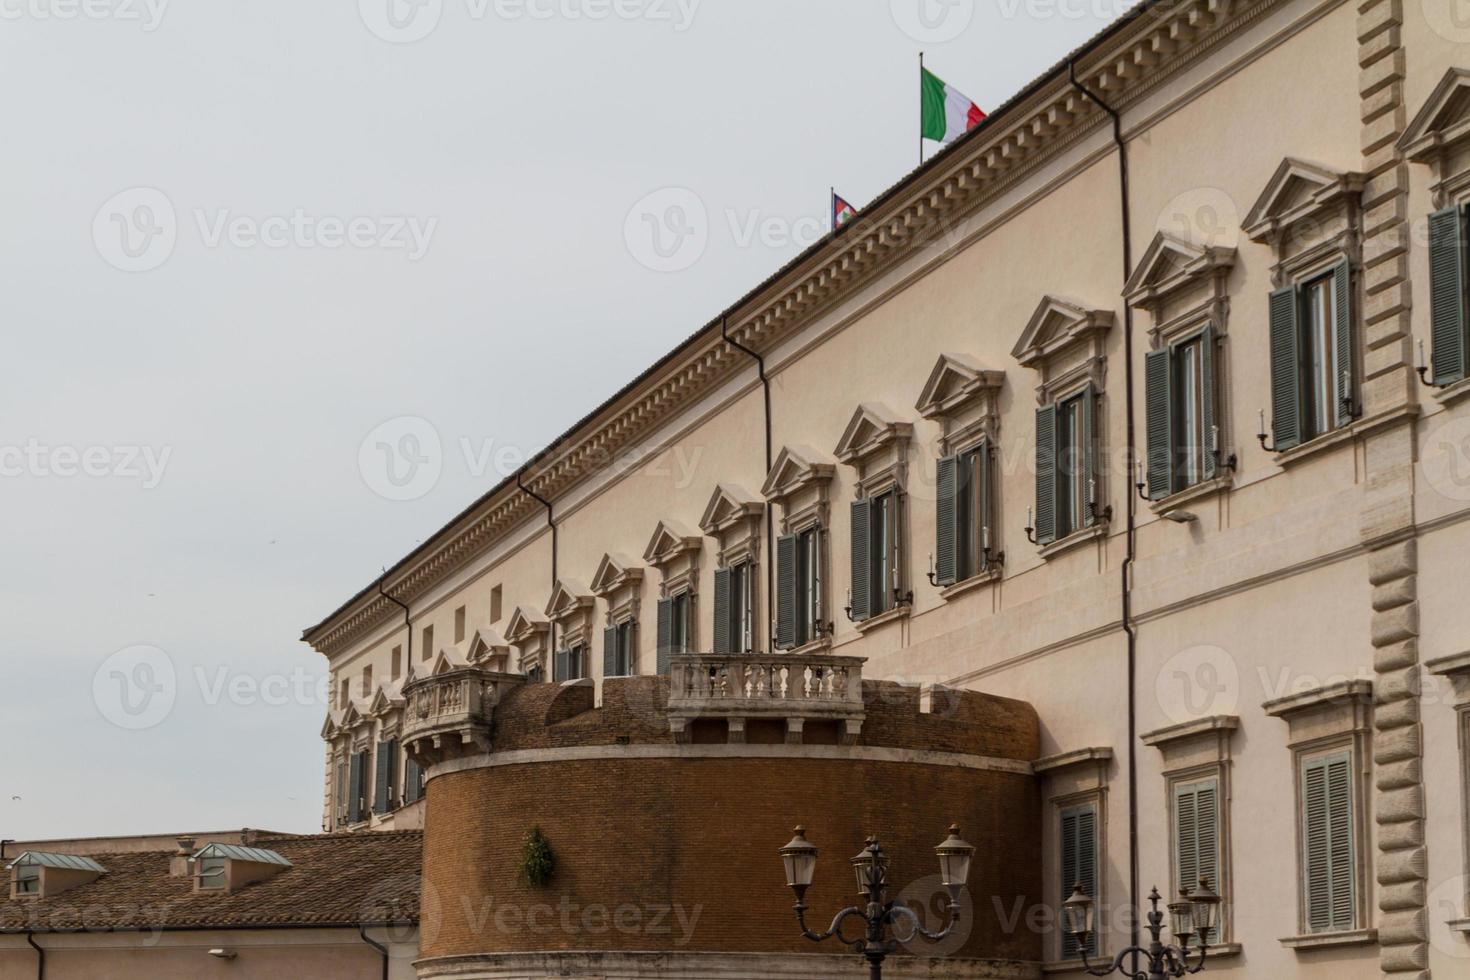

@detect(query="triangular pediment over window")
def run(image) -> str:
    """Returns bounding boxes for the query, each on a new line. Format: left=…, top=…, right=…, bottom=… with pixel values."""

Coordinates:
left=1123, top=232, right=1236, bottom=309
left=339, top=700, right=367, bottom=730
left=1243, top=158, right=1365, bottom=243
left=367, top=680, right=405, bottom=717
left=914, top=353, right=1004, bottom=421
left=699, top=484, right=763, bottom=536
left=320, top=711, right=341, bottom=740
left=590, top=554, right=643, bottom=598
left=466, top=627, right=511, bottom=666
left=1400, top=68, right=1470, bottom=162
left=505, top=605, right=550, bottom=645
left=544, top=580, right=594, bottom=621
left=643, top=520, right=702, bottom=567
left=761, top=445, right=835, bottom=501
left=429, top=647, right=470, bottom=676
left=1011, top=296, right=1114, bottom=368
left=833, top=404, right=913, bottom=465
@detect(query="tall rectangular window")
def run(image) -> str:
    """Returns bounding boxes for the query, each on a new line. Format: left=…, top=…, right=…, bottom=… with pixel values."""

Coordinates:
left=1146, top=330, right=1219, bottom=500
left=1175, top=337, right=1206, bottom=487
left=1302, top=273, right=1341, bottom=441
left=1060, top=803, right=1099, bottom=959
left=1174, top=778, right=1221, bottom=908
left=668, top=595, right=688, bottom=656
left=1300, top=750, right=1356, bottom=933
left=361, top=664, right=373, bottom=698
left=454, top=606, right=466, bottom=644
left=558, top=644, right=586, bottom=682
left=729, top=561, right=752, bottom=652
left=390, top=646, right=402, bottom=681
left=421, top=624, right=434, bottom=662
left=335, top=758, right=347, bottom=825
left=795, top=526, right=821, bottom=645
left=1059, top=394, right=1090, bottom=539
left=490, top=584, right=504, bottom=623
left=15, top=866, right=39, bottom=896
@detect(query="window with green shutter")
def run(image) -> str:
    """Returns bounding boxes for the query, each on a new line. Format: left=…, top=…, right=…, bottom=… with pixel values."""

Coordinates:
left=1060, top=803, right=1100, bottom=959
left=1174, top=778, right=1221, bottom=907
left=936, top=444, right=993, bottom=584
left=373, top=739, right=397, bottom=814
left=403, top=757, right=425, bottom=805
left=347, top=750, right=367, bottom=825
left=1300, top=751, right=1356, bottom=933
left=775, top=533, right=798, bottom=649
left=1269, top=264, right=1356, bottom=450
left=1429, top=205, right=1469, bottom=386
left=1146, top=327, right=1219, bottom=500
left=605, top=622, right=635, bottom=678
left=848, top=499, right=871, bottom=621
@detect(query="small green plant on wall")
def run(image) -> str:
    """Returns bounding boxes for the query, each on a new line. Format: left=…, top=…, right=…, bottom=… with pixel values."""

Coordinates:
left=519, top=826, right=554, bottom=887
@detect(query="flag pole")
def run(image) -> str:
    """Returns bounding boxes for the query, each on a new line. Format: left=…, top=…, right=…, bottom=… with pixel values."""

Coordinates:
left=830, top=186, right=835, bottom=231
left=918, top=52, right=925, bottom=168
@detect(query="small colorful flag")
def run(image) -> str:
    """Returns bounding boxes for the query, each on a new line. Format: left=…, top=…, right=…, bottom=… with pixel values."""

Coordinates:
left=832, top=191, right=858, bottom=229
left=921, top=67, right=986, bottom=145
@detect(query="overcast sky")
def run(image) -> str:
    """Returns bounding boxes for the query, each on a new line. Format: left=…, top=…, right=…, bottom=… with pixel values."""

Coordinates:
left=0, top=0, right=1132, bottom=841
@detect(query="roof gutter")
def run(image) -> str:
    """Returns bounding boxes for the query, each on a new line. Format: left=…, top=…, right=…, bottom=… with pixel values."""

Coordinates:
left=26, top=932, right=43, bottom=980
left=721, top=316, right=774, bottom=643
left=517, top=472, right=558, bottom=653
left=1068, top=59, right=1140, bottom=970
left=358, top=924, right=390, bottom=980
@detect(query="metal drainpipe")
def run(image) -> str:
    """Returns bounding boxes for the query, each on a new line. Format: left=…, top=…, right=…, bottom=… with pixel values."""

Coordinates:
left=357, top=924, right=389, bottom=980
left=378, top=577, right=411, bottom=665
left=1069, top=59, right=1140, bottom=969
left=721, top=316, right=774, bottom=649
left=518, top=472, right=557, bottom=653
left=26, top=932, right=44, bottom=980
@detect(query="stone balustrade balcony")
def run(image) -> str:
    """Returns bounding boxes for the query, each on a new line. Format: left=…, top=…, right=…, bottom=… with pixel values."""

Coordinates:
left=666, top=652, right=866, bottom=744
left=401, top=666, right=523, bottom=766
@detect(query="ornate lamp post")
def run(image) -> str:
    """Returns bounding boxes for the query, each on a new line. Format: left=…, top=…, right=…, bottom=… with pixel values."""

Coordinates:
left=778, top=825, right=974, bottom=980
left=1061, top=877, right=1221, bottom=979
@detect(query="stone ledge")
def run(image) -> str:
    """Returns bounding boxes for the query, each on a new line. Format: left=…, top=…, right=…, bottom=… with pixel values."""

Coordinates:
left=1263, top=680, right=1374, bottom=719
left=1279, top=928, right=1378, bottom=951
left=1148, top=475, right=1233, bottom=516
left=1038, top=524, right=1108, bottom=561
left=1427, top=652, right=1470, bottom=678
left=854, top=603, right=911, bottom=635
left=1034, top=747, right=1113, bottom=774
left=418, top=951, right=1042, bottom=979
left=939, top=568, right=1003, bottom=602
left=1140, top=715, right=1239, bottom=749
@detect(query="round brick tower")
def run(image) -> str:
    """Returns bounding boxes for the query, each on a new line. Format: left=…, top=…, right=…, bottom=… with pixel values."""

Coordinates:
left=404, top=655, right=1042, bottom=979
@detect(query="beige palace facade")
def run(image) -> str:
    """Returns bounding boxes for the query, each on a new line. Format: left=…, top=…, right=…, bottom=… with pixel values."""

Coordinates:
left=303, top=1, right=1470, bottom=976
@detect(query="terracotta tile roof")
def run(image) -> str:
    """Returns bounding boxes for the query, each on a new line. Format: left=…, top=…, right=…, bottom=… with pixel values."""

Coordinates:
left=0, top=831, right=421, bottom=933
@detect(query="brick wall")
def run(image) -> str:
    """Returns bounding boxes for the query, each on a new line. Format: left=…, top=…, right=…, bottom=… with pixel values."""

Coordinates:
left=420, top=755, right=1042, bottom=963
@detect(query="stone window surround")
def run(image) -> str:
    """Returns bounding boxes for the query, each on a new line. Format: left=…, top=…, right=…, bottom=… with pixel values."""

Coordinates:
left=644, top=520, right=702, bottom=613
left=1013, top=296, right=1114, bottom=559
left=762, top=447, right=836, bottom=651
left=1262, top=680, right=1376, bottom=950
left=504, top=605, right=551, bottom=678
left=1139, top=716, right=1240, bottom=950
left=591, top=555, right=645, bottom=630
left=699, top=486, right=764, bottom=653
left=1243, top=158, right=1366, bottom=466
left=1427, top=651, right=1470, bottom=928
left=1399, top=68, right=1470, bottom=211
left=1034, top=747, right=1111, bottom=970
left=834, top=404, right=916, bottom=631
left=915, top=353, right=1006, bottom=596
left=545, top=581, right=597, bottom=659
left=1125, top=234, right=1239, bottom=510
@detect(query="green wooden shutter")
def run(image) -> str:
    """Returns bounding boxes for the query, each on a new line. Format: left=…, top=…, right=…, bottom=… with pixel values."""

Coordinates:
left=657, top=597, right=676, bottom=673
left=603, top=625, right=620, bottom=678
left=935, top=454, right=960, bottom=586
left=553, top=648, right=567, bottom=683
left=1430, top=206, right=1468, bottom=386
left=1269, top=285, right=1303, bottom=451
left=1034, top=405, right=1058, bottom=545
left=1332, top=260, right=1355, bottom=427
left=1060, top=804, right=1099, bottom=958
left=373, top=740, right=396, bottom=813
left=711, top=568, right=732, bottom=654
left=849, top=499, right=872, bottom=622
left=1082, top=386, right=1100, bottom=527
left=347, top=752, right=364, bottom=824
left=403, top=757, right=423, bottom=804
left=1175, top=778, right=1220, bottom=899
left=977, top=444, right=994, bottom=570
left=775, top=534, right=797, bottom=649
left=1302, top=753, right=1355, bottom=933
left=1145, top=348, right=1174, bottom=500
left=1199, top=324, right=1219, bottom=482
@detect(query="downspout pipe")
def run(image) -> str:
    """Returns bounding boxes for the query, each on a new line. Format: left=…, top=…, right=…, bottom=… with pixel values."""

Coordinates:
left=378, top=577, right=411, bottom=665
left=722, top=316, right=774, bottom=648
left=357, top=924, right=389, bottom=980
left=1069, top=60, right=1140, bottom=968
left=518, top=472, right=558, bottom=652
left=26, top=932, right=44, bottom=980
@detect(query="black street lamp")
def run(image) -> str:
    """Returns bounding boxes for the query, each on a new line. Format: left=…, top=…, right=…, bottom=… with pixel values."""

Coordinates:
left=1061, top=878, right=1221, bottom=979
left=778, top=825, right=974, bottom=980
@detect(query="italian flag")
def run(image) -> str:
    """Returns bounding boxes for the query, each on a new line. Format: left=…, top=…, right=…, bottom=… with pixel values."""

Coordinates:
left=921, top=67, right=986, bottom=145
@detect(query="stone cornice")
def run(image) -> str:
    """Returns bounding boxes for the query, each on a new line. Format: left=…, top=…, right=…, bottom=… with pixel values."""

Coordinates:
left=305, top=0, right=1281, bottom=659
